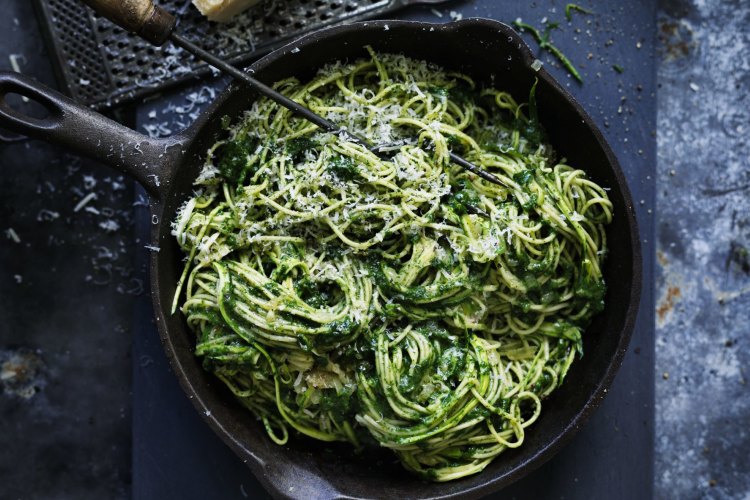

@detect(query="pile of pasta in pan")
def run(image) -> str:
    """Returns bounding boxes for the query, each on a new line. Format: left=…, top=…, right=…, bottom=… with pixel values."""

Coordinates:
left=172, top=48, right=612, bottom=481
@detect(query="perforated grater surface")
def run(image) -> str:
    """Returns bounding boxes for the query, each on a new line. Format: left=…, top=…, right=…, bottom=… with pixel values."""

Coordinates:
left=32, top=0, right=448, bottom=109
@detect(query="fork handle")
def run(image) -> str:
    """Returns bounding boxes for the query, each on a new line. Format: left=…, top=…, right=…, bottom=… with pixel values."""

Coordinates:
left=79, top=0, right=176, bottom=45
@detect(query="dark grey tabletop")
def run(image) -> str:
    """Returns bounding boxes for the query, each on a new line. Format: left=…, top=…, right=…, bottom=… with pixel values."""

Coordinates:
left=2, top=0, right=745, bottom=498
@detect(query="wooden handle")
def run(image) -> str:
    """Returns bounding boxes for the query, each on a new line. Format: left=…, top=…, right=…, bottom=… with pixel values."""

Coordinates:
left=80, top=0, right=176, bottom=46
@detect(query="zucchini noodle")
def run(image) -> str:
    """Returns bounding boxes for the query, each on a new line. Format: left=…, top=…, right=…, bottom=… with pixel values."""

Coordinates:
left=173, top=48, right=612, bottom=481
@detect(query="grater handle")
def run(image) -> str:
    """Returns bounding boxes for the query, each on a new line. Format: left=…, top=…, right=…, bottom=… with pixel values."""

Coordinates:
left=80, top=0, right=176, bottom=46
left=0, top=71, right=183, bottom=199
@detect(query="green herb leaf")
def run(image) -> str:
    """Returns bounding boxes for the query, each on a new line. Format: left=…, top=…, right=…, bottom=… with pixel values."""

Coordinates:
left=513, top=19, right=583, bottom=83
left=285, top=137, right=319, bottom=161
left=565, top=4, right=593, bottom=22
left=215, top=134, right=259, bottom=185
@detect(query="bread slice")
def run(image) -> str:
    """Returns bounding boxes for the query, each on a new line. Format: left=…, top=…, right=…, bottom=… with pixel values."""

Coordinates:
left=192, top=0, right=262, bottom=22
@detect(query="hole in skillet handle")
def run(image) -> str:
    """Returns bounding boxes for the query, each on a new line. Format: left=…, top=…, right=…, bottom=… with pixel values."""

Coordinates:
left=0, top=71, right=64, bottom=136
left=3, top=92, right=54, bottom=121
left=0, top=93, right=50, bottom=142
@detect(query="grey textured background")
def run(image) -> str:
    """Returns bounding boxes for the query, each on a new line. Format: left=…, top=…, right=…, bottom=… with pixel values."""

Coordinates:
left=655, top=0, right=750, bottom=498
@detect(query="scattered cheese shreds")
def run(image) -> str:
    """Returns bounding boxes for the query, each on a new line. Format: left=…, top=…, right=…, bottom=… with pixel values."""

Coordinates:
left=99, top=220, right=120, bottom=232
left=9, top=54, right=25, bottom=73
left=5, top=228, right=21, bottom=243
left=74, top=192, right=98, bottom=212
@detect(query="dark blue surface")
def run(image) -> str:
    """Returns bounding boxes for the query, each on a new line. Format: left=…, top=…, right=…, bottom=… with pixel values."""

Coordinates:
left=1, top=2, right=133, bottom=498
left=132, top=1, right=656, bottom=498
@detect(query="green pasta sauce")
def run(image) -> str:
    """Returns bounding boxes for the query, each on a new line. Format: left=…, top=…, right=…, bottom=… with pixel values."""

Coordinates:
left=172, top=48, right=612, bottom=482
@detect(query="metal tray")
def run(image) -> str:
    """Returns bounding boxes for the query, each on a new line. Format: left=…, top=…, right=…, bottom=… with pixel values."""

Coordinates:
left=32, top=0, right=446, bottom=109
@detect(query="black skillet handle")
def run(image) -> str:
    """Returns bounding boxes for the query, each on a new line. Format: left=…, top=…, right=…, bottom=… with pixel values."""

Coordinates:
left=0, top=71, right=184, bottom=199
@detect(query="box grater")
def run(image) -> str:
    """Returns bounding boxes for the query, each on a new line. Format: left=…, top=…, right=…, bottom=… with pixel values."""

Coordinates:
left=32, top=0, right=449, bottom=110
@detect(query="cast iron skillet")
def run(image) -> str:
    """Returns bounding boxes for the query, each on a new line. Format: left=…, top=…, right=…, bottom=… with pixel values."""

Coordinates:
left=0, top=18, right=641, bottom=499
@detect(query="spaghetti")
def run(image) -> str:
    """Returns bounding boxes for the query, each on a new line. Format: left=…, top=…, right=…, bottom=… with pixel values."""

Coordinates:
left=172, top=48, right=612, bottom=481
